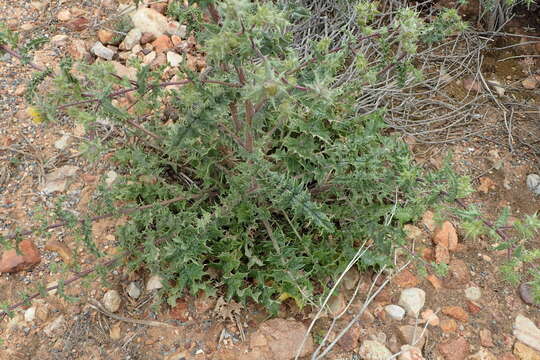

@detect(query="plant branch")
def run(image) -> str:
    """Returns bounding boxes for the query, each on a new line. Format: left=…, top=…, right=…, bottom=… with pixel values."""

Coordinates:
left=3, top=193, right=213, bottom=242
left=0, top=258, right=117, bottom=319
left=0, top=44, right=49, bottom=73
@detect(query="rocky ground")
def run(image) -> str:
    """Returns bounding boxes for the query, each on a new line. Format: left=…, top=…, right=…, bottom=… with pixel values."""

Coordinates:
left=1, top=1, right=539, bottom=360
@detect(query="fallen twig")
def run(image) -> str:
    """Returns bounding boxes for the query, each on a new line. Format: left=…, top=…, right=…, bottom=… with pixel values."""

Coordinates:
left=87, top=298, right=177, bottom=328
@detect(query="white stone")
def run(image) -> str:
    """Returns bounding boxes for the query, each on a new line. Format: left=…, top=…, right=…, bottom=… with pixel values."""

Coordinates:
left=166, top=51, right=183, bottom=67
left=130, top=7, right=169, bottom=37
left=514, top=314, right=540, bottom=352
left=127, top=282, right=141, bottom=299
left=24, top=306, right=36, bottom=322
left=398, top=288, right=426, bottom=318
left=42, top=165, right=79, bottom=194
left=358, top=340, right=393, bottom=360
left=105, top=170, right=118, bottom=187
left=385, top=304, right=405, bottom=321
left=464, top=286, right=481, bottom=301
left=54, top=134, right=71, bottom=150
left=146, top=274, right=163, bottom=291
left=120, top=28, right=142, bottom=50
left=526, top=174, right=540, bottom=195
left=91, top=41, right=115, bottom=60
left=51, top=34, right=69, bottom=47
left=102, top=290, right=121, bottom=313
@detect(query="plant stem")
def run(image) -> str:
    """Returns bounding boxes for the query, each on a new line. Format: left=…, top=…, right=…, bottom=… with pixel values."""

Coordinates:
left=0, top=258, right=117, bottom=319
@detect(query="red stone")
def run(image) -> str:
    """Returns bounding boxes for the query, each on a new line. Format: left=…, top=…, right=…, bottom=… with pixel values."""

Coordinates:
left=393, top=269, right=420, bottom=288
left=0, top=240, right=41, bottom=273
left=152, top=35, right=172, bottom=53
left=66, top=17, right=89, bottom=32
left=442, top=306, right=469, bottom=322
left=438, top=337, right=470, bottom=360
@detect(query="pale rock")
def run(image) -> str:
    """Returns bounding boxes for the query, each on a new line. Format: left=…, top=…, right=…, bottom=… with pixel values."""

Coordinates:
left=385, top=304, right=406, bottom=321
left=526, top=174, right=540, bottom=195
left=109, top=322, right=122, bottom=340
left=399, top=345, right=425, bottom=360
left=44, top=315, right=65, bottom=336
left=328, top=292, right=346, bottom=318
left=91, top=41, right=115, bottom=60
left=433, top=221, right=458, bottom=251
left=51, top=34, right=69, bottom=47
left=522, top=76, right=538, bottom=90
left=342, top=267, right=360, bottom=291
left=358, top=340, right=393, bottom=360
left=514, top=341, right=540, bottom=360
left=127, top=282, right=141, bottom=299
left=464, top=286, right=481, bottom=301
left=111, top=61, right=137, bottom=82
left=118, top=51, right=133, bottom=61
left=24, top=307, right=36, bottom=322
left=398, top=288, right=425, bottom=317
left=54, top=134, right=71, bottom=150
left=130, top=7, right=169, bottom=36
left=249, top=318, right=314, bottom=359
left=398, top=325, right=428, bottom=349
left=131, top=44, right=142, bottom=54
left=120, top=28, right=142, bottom=50
left=421, top=309, right=439, bottom=326
left=467, top=348, right=497, bottom=360
left=514, top=314, right=540, bottom=352
left=146, top=274, right=163, bottom=291
left=21, top=23, right=35, bottom=31
left=166, top=51, right=182, bottom=67
left=487, top=79, right=505, bottom=96
left=103, top=290, right=121, bottom=313
left=41, top=165, right=79, bottom=194
left=143, top=51, right=156, bottom=65
left=31, top=1, right=46, bottom=11
left=105, top=170, right=118, bottom=187
left=57, top=9, right=71, bottom=22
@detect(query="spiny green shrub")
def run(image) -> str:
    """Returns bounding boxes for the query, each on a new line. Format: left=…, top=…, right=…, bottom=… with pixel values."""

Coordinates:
left=5, top=0, right=537, bottom=312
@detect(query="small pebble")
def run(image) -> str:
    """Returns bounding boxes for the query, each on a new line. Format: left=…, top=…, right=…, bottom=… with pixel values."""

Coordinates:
left=127, top=282, right=141, bottom=299
left=526, top=174, right=540, bottom=195
left=464, top=286, right=481, bottom=301
left=519, top=283, right=539, bottom=307
left=102, top=290, right=121, bottom=313
left=384, top=304, right=406, bottom=321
